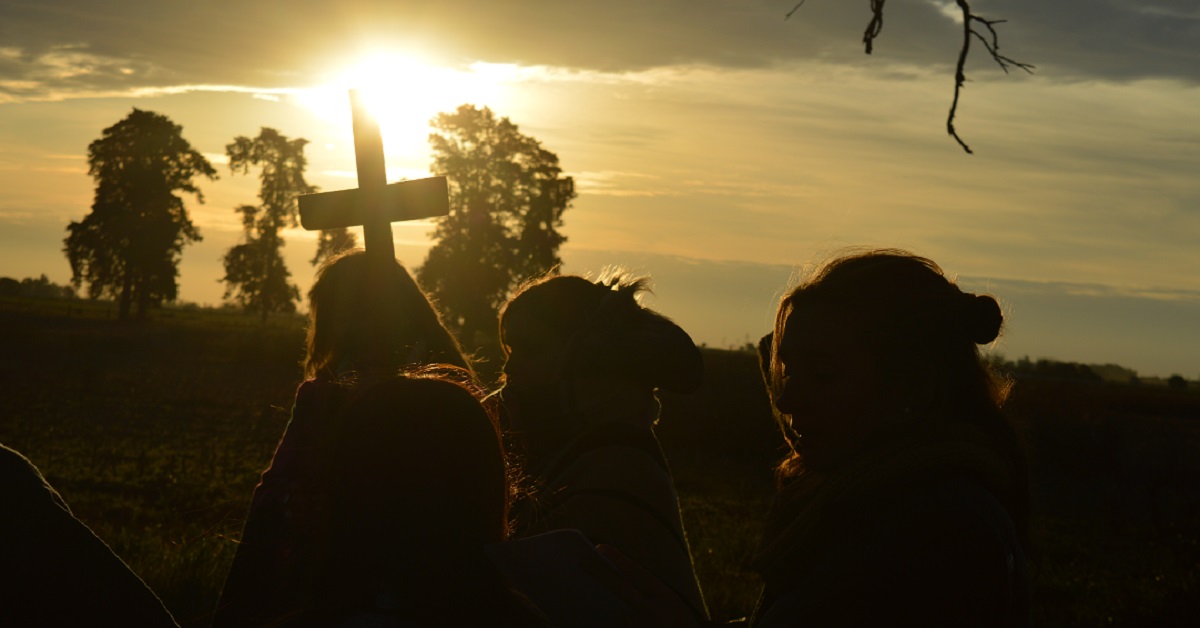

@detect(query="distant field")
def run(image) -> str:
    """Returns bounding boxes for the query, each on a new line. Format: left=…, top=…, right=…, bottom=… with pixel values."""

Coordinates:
left=1, top=297, right=1197, bottom=626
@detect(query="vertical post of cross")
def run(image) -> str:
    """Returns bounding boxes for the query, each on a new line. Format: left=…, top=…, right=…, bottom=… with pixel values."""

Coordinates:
left=295, top=90, right=450, bottom=369
left=349, top=89, right=396, bottom=265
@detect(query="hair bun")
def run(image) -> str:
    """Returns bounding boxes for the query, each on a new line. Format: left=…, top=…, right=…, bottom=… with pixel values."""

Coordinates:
left=963, top=293, right=1003, bottom=344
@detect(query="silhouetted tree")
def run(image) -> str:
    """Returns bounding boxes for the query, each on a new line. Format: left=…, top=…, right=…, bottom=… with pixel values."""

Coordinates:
left=418, top=105, right=575, bottom=345
left=222, top=204, right=301, bottom=321
left=64, top=109, right=216, bottom=319
left=221, top=128, right=314, bottom=322
left=18, top=275, right=76, bottom=300
left=1167, top=375, right=1188, bottom=391
left=0, top=277, right=21, bottom=298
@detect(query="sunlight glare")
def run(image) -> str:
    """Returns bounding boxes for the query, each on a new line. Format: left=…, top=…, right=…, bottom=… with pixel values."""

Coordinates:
left=296, top=53, right=514, bottom=167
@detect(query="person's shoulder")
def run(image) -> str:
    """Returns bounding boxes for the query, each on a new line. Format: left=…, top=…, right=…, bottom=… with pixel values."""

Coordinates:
left=832, top=474, right=1029, bottom=625
left=573, top=422, right=666, bottom=465
left=862, top=472, right=1024, bottom=588
left=294, top=377, right=340, bottom=403
left=0, top=443, right=67, bottom=510
left=550, top=423, right=671, bottom=487
left=889, top=473, right=1017, bottom=539
left=290, top=377, right=348, bottom=420
left=0, top=442, right=36, bottom=476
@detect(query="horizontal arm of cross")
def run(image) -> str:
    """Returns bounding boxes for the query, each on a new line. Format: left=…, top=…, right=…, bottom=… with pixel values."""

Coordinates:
left=298, top=176, right=449, bottom=231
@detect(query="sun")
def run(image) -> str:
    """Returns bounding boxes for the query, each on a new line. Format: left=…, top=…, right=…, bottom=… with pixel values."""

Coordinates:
left=296, top=52, right=515, bottom=169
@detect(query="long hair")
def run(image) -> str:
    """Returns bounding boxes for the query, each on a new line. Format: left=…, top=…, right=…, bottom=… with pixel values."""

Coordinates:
left=304, top=249, right=470, bottom=380
left=328, top=372, right=509, bottom=545
left=766, top=249, right=1029, bottom=541
left=310, top=370, right=511, bottom=611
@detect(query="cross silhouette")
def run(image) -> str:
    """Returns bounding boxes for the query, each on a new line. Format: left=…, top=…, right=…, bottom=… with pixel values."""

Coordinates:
left=298, top=89, right=449, bottom=263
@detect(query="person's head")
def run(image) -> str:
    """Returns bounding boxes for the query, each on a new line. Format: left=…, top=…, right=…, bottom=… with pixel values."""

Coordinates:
left=766, top=249, right=1012, bottom=474
left=304, top=249, right=470, bottom=379
left=500, top=272, right=702, bottom=394
left=498, top=272, right=703, bottom=454
left=324, top=369, right=509, bottom=569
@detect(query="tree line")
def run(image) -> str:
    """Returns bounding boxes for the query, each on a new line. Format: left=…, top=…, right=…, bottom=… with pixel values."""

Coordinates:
left=62, top=106, right=574, bottom=344
left=0, top=275, right=76, bottom=300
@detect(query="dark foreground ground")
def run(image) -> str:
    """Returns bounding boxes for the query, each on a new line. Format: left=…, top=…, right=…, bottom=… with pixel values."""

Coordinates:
left=1, top=297, right=1197, bottom=626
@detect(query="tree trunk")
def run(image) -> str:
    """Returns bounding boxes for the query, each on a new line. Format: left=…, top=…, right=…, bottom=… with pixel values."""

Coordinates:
left=261, top=233, right=273, bottom=326
left=135, top=286, right=150, bottom=321
left=118, top=276, right=133, bottom=321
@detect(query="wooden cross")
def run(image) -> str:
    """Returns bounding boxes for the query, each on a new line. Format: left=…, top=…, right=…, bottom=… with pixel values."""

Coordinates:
left=298, top=89, right=449, bottom=263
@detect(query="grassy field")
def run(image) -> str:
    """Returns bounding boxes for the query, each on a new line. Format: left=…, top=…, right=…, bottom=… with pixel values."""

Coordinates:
left=1, top=296, right=1197, bottom=626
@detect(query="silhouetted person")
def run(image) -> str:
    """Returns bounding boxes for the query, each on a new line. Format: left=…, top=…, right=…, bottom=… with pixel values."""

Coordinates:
left=263, top=372, right=546, bottom=626
left=0, top=443, right=177, bottom=627
left=749, top=250, right=1032, bottom=627
left=498, top=273, right=709, bottom=620
left=301, top=249, right=472, bottom=378
left=214, top=249, right=471, bottom=626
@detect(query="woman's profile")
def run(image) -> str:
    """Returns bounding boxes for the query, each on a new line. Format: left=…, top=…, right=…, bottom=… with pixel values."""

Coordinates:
left=498, top=272, right=709, bottom=620
left=751, top=249, right=1032, bottom=626
left=591, top=250, right=1033, bottom=628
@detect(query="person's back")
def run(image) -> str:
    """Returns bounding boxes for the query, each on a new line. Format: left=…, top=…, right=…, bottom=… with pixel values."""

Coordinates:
left=283, top=375, right=545, bottom=627
left=515, top=418, right=707, bottom=617
left=219, top=373, right=546, bottom=626
left=753, top=464, right=1030, bottom=627
left=212, top=378, right=347, bottom=626
left=0, top=443, right=178, bottom=627
left=214, top=250, right=473, bottom=626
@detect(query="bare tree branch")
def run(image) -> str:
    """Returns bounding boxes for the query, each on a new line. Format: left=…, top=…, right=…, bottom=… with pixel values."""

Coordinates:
left=947, top=2, right=975, bottom=153
left=863, top=0, right=887, bottom=55
left=969, top=19, right=1036, bottom=74
left=789, top=0, right=1034, bottom=154
left=785, top=1, right=807, bottom=21
left=947, top=0, right=1035, bottom=154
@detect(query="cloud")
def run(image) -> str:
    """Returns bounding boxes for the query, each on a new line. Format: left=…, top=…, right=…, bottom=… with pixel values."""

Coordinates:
left=923, top=1, right=963, bottom=24
left=572, top=170, right=676, bottom=198
left=1, top=0, right=1196, bottom=103
left=957, top=274, right=1200, bottom=376
left=965, top=275, right=1200, bottom=306
left=0, top=44, right=157, bottom=103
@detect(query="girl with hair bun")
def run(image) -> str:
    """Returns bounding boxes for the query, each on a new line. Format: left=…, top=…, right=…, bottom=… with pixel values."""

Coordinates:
left=749, top=249, right=1032, bottom=627
left=498, top=272, right=709, bottom=620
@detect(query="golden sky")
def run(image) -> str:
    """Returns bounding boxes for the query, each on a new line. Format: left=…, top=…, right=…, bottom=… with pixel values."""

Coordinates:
left=2, top=0, right=1198, bottom=376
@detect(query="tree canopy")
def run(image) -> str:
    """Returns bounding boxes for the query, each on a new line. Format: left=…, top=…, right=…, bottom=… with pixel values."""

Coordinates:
left=64, top=108, right=216, bottom=320
left=220, top=128, right=315, bottom=321
left=418, top=105, right=575, bottom=345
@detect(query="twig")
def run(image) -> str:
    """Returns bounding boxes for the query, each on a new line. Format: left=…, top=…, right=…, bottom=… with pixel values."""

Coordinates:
left=785, top=1, right=807, bottom=21
left=787, top=0, right=1033, bottom=154
left=863, top=0, right=886, bottom=54
left=947, top=0, right=1035, bottom=154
